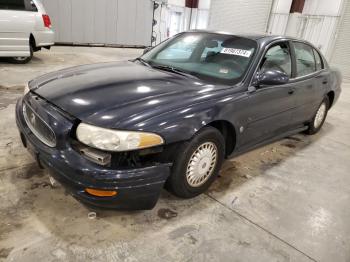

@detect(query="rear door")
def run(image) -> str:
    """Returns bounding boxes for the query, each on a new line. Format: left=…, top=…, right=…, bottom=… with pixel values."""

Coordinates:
left=289, top=41, right=328, bottom=125
left=0, top=0, right=36, bottom=57
left=238, top=41, right=296, bottom=149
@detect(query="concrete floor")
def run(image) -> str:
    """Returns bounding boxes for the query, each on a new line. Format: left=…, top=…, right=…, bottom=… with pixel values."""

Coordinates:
left=0, top=47, right=349, bottom=262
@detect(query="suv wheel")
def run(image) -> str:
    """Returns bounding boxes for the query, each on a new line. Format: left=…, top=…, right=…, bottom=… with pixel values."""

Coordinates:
left=10, top=45, right=33, bottom=64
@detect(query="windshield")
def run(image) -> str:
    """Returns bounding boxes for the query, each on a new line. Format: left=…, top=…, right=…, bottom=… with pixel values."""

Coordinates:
left=142, top=32, right=257, bottom=85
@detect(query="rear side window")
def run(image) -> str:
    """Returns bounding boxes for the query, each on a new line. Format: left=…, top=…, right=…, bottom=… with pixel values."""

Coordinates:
left=313, top=49, right=323, bottom=71
left=0, top=0, right=37, bottom=11
left=293, top=42, right=316, bottom=77
left=0, top=0, right=25, bottom=10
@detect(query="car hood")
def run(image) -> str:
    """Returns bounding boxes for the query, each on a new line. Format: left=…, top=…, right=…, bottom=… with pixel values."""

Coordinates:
left=30, top=61, right=229, bottom=129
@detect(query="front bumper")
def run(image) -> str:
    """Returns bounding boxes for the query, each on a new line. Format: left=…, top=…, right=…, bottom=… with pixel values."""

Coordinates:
left=16, top=95, right=171, bottom=210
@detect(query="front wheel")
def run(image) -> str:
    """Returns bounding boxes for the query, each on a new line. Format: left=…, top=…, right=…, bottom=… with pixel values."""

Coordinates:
left=305, top=96, right=329, bottom=135
left=167, top=127, right=225, bottom=198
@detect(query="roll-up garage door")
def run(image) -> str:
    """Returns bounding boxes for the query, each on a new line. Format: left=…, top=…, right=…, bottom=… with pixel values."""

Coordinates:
left=331, top=1, right=350, bottom=79
left=208, top=0, right=273, bottom=34
left=41, top=0, right=153, bottom=46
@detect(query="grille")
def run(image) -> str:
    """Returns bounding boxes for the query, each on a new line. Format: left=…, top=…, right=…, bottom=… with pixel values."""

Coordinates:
left=23, top=103, right=56, bottom=147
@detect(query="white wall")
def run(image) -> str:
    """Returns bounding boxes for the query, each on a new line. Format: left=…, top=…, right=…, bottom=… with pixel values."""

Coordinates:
left=152, top=0, right=211, bottom=45
left=198, top=0, right=211, bottom=9
left=303, top=0, right=343, bottom=16
left=168, top=0, right=185, bottom=7
left=272, top=0, right=292, bottom=13
left=331, top=0, right=350, bottom=78
left=267, top=0, right=292, bottom=35
left=208, top=0, right=273, bottom=34
left=267, top=0, right=344, bottom=59
left=299, top=0, right=344, bottom=58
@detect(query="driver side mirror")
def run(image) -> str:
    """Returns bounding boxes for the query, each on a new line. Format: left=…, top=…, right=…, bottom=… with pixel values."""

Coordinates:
left=257, top=70, right=289, bottom=86
left=143, top=46, right=153, bottom=55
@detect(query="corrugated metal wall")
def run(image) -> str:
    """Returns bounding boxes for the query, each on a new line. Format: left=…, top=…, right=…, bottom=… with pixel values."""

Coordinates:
left=296, top=15, right=340, bottom=59
left=266, top=0, right=292, bottom=35
left=267, top=0, right=342, bottom=60
left=41, top=0, right=154, bottom=46
left=331, top=0, right=350, bottom=79
left=208, top=0, right=273, bottom=34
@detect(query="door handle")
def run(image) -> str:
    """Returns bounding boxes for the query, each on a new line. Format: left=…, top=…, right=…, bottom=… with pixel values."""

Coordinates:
left=288, top=88, right=295, bottom=95
left=322, top=80, right=328, bottom=84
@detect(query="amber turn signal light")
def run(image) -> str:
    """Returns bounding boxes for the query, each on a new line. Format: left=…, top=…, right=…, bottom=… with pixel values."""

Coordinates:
left=85, top=188, right=117, bottom=197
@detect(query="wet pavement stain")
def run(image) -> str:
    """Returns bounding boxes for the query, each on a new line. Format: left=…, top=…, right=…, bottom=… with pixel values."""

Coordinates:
left=0, top=247, right=14, bottom=259
left=157, top=208, right=178, bottom=220
left=286, top=136, right=302, bottom=142
left=168, top=225, right=197, bottom=239
left=281, top=143, right=297, bottom=148
left=187, top=234, right=198, bottom=244
left=237, top=240, right=251, bottom=247
left=208, top=134, right=313, bottom=194
left=0, top=85, right=24, bottom=92
left=208, top=161, right=243, bottom=193
left=30, top=181, right=51, bottom=190
left=0, top=88, right=23, bottom=110
left=16, top=164, right=44, bottom=179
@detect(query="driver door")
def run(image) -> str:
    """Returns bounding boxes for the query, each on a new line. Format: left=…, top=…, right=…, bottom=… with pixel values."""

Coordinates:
left=238, top=41, right=297, bottom=149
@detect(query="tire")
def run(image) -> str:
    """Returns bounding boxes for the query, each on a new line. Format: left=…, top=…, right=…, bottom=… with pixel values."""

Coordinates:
left=10, top=45, right=33, bottom=64
left=167, top=127, right=225, bottom=198
left=305, top=96, right=330, bottom=135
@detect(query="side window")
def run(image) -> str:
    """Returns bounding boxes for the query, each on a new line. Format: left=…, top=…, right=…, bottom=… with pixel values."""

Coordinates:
left=313, top=49, right=323, bottom=71
left=293, top=42, right=316, bottom=77
left=260, top=42, right=292, bottom=77
left=0, top=0, right=25, bottom=10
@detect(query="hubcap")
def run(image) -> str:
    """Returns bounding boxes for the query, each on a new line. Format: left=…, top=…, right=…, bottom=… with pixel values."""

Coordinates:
left=314, top=102, right=327, bottom=128
left=186, top=142, right=218, bottom=187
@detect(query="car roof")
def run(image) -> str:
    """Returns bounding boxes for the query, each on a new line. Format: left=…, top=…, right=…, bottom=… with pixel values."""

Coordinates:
left=186, top=29, right=300, bottom=43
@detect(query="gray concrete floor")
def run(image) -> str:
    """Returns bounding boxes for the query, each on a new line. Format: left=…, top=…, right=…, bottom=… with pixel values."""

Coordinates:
left=0, top=47, right=349, bottom=262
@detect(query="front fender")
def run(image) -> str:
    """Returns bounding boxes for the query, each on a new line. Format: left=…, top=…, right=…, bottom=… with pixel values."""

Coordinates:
left=136, top=97, right=240, bottom=144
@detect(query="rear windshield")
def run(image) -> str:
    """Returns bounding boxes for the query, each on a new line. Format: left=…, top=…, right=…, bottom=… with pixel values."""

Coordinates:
left=142, top=32, right=257, bottom=85
left=0, top=0, right=37, bottom=11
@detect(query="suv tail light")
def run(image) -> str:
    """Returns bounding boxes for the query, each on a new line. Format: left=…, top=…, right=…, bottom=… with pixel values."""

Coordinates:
left=42, top=14, right=52, bottom=28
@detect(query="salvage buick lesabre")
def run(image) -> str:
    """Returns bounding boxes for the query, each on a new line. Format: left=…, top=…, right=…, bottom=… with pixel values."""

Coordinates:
left=16, top=31, right=342, bottom=209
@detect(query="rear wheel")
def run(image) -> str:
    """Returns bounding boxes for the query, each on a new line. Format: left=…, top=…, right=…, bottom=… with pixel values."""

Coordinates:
left=305, top=96, right=329, bottom=135
left=167, top=127, right=225, bottom=198
left=10, top=44, right=33, bottom=64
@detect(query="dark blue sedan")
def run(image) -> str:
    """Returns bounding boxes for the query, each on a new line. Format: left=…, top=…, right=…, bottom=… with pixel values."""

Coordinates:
left=16, top=31, right=342, bottom=210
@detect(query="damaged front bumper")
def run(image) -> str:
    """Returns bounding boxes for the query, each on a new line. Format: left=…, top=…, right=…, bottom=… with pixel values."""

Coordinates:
left=16, top=95, right=171, bottom=210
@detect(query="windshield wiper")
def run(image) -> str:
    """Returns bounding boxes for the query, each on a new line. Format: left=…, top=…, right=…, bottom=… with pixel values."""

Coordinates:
left=151, top=64, right=198, bottom=79
left=134, top=57, right=151, bottom=67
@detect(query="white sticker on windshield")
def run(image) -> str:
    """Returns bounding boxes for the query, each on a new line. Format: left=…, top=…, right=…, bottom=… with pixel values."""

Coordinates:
left=220, top=48, right=252, bottom=57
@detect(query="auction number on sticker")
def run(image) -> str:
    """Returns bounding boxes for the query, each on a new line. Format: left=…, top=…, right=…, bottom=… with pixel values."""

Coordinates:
left=220, top=48, right=252, bottom=57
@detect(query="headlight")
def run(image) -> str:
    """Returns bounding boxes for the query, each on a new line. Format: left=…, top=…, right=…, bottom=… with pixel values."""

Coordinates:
left=76, top=123, right=164, bottom=152
left=23, top=83, right=30, bottom=95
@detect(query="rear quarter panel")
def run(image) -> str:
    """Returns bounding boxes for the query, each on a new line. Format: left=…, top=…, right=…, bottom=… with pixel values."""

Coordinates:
left=32, top=0, right=55, bottom=46
left=329, top=67, right=342, bottom=105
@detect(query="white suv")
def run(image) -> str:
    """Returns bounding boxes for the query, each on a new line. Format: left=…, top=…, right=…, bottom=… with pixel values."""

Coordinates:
left=0, top=0, right=55, bottom=64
